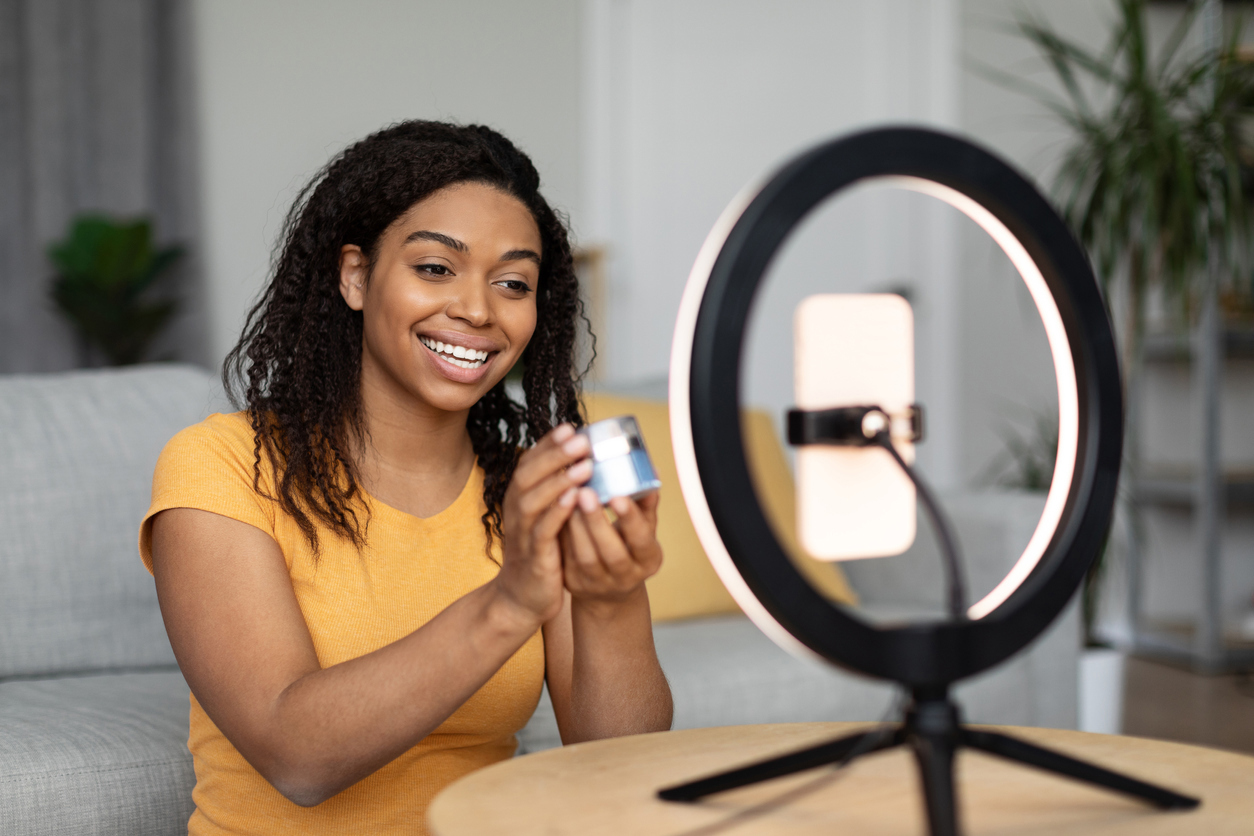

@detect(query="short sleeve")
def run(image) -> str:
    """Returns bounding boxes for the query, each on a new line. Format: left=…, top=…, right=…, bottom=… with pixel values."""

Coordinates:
left=138, top=413, right=278, bottom=575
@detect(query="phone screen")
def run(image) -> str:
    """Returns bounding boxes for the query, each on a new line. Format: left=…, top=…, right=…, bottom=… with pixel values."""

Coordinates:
left=794, top=294, right=916, bottom=560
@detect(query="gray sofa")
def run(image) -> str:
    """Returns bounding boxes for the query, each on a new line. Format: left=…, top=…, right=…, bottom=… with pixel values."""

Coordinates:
left=0, top=365, right=1078, bottom=834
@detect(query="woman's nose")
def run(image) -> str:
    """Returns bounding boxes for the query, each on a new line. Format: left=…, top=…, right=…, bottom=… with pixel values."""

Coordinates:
left=445, top=276, right=491, bottom=326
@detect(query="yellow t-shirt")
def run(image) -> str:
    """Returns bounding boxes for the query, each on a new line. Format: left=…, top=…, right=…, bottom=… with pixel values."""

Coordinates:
left=139, top=412, right=545, bottom=836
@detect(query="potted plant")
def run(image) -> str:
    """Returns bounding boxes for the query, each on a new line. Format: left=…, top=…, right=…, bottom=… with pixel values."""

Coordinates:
left=988, top=0, right=1254, bottom=731
left=1007, top=0, right=1250, bottom=350
left=48, top=214, right=183, bottom=366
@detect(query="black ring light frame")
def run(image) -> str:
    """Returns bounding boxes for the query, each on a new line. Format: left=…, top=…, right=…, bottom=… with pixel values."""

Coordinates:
left=677, top=127, right=1114, bottom=683
left=660, top=128, right=1199, bottom=834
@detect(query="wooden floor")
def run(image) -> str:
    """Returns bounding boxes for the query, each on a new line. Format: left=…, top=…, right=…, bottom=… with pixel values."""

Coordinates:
left=1122, top=656, right=1254, bottom=755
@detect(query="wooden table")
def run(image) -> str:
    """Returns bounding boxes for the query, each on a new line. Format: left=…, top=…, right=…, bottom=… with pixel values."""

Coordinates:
left=428, top=722, right=1254, bottom=835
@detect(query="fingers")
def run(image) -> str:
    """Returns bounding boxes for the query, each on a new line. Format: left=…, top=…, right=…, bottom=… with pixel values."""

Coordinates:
left=560, top=488, right=665, bottom=603
left=575, top=489, right=636, bottom=580
left=511, top=424, right=591, bottom=494
left=563, top=506, right=610, bottom=584
left=640, top=490, right=660, bottom=523
left=609, top=494, right=657, bottom=556
left=532, top=486, right=579, bottom=546
left=514, top=459, right=592, bottom=526
left=559, top=524, right=575, bottom=566
left=505, top=424, right=592, bottom=536
left=497, top=426, right=591, bottom=622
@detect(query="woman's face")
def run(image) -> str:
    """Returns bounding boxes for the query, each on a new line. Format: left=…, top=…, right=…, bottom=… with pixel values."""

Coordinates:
left=339, top=181, right=541, bottom=417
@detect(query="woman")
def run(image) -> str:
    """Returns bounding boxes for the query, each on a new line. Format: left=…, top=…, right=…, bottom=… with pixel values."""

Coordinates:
left=140, top=121, right=673, bottom=835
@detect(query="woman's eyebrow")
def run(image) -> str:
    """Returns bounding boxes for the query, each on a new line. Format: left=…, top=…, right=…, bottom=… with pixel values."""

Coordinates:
left=404, top=230, right=467, bottom=252
left=403, top=231, right=538, bottom=266
left=500, top=248, right=542, bottom=266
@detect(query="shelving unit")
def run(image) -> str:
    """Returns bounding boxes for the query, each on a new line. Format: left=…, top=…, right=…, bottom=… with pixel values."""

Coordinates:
left=1133, top=471, right=1254, bottom=507
left=1125, top=297, right=1254, bottom=673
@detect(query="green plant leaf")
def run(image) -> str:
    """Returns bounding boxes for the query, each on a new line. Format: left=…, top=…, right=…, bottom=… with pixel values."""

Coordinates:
left=46, top=213, right=183, bottom=365
left=993, top=0, right=1252, bottom=338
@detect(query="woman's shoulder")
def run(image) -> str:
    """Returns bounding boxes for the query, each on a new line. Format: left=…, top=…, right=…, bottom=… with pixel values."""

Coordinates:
left=158, top=411, right=266, bottom=477
left=142, top=413, right=280, bottom=574
left=149, top=413, right=279, bottom=523
left=154, top=411, right=277, bottom=491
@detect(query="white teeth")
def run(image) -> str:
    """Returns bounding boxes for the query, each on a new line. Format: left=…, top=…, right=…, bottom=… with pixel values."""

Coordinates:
left=420, top=336, right=489, bottom=368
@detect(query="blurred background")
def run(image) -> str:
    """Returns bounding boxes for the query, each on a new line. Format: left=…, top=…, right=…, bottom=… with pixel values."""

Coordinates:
left=2, top=0, right=1250, bottom=750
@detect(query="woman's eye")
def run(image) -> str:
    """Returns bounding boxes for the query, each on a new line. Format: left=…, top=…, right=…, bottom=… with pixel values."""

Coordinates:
left=497, top=279, right=533, bottom=293
left=415, top=263, right=451, bottom=277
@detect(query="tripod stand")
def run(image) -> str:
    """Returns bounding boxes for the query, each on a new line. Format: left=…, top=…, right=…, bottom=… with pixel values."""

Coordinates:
left=658, top=685, right=1199, bottom=836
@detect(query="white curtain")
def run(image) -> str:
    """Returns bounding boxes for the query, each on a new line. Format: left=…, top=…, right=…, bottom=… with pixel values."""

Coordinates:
left=0, top=0, right=206, bottom=372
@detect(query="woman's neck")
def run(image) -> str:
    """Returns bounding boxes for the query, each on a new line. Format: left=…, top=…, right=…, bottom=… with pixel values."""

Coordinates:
left=353, top=366, right=477, bottom=520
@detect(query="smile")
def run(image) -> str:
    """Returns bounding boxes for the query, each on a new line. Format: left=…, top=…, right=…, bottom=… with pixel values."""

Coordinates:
left=419, top=336, right=491, bottom=369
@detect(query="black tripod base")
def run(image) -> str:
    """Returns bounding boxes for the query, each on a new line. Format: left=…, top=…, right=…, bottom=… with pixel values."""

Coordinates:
left=658, top=689, right=1199, bottom=836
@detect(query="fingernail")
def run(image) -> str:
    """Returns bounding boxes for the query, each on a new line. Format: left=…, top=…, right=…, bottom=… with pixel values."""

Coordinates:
left=579, top=487, right=600, bottom=512
left=562, top=434, right=590, bottom=457
left=610, top=496, right=629, bottom=515
left=553, top=423, right=575, bottom=442
left=559, top=487, right=577, bottom=507
left=567, top=459, right=593, bottom=482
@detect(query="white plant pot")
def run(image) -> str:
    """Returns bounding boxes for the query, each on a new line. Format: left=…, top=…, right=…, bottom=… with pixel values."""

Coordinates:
left=1078, top=647, right=1126, bottom=734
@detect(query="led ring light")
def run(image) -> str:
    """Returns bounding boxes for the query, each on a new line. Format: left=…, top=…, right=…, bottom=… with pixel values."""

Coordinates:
left=668, top=127, right=1123, bottom=686
left=672, top=125, right=1123, bottom=686
left=661, top=128, right=1199, bottom=834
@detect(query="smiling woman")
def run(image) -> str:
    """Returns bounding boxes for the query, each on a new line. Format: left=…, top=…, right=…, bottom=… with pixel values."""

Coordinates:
left=137, top=122, right=672, bottom=836
left=341, top=183, right=542, bottom=414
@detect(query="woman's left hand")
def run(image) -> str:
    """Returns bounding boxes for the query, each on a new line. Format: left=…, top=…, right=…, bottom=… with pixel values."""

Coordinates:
left=560, top=489, right=663, bottom=605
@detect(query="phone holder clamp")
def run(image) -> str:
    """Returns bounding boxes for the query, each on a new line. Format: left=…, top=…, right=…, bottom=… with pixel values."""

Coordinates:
left=787, top=404, right=924, bottom=447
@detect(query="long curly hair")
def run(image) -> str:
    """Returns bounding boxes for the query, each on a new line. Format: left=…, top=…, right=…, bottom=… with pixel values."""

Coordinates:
left=223, top=120, right=589, bottom=554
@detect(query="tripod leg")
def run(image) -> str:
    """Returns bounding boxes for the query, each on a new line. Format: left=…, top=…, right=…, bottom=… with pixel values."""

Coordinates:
left=908, top=704, right=962, bottom=836
left=963, top=729, right=1199, bottom=810
left=658, top=726, right=904, bottom=802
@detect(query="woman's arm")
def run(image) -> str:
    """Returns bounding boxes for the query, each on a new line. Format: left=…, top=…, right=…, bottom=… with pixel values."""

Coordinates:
left=151, top=426, right=591, bottom=807
left=543, top=490, right=674, bottom=744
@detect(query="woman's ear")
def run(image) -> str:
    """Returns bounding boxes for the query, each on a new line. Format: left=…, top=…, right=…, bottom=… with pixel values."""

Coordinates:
left=339, top=245, right=368, bottom=311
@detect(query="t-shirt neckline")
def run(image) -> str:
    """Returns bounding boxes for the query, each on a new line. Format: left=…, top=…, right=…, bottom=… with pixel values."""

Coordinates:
left=361, top=463, right=481, bottom=527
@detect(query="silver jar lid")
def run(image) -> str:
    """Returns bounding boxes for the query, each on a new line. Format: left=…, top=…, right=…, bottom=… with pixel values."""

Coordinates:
left=580, top=415, right=647, bottom=462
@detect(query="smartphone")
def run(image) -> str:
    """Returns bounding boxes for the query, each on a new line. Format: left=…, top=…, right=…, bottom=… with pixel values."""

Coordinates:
left=794, top=294, right=916, bottom=560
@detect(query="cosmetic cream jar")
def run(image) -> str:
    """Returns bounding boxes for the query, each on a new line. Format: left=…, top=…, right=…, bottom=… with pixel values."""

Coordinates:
left=578, top=415, right=662, bottom=504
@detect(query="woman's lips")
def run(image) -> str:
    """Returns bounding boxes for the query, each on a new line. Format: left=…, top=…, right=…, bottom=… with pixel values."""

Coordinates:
left=419, top=336, right=496, bottom=384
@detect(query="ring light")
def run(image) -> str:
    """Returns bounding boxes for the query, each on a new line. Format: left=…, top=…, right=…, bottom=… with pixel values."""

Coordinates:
left=669, top=127, right=1115, bottom=684
left=661, top=128, right=1197, bottom=834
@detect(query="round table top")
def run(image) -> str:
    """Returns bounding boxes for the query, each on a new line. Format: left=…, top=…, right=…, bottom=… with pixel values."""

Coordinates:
left=428, top=722, right=1254, bottom=835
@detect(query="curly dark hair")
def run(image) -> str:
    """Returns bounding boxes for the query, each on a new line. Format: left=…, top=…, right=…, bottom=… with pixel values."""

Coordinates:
left=223, top=120, right=589, bottom=554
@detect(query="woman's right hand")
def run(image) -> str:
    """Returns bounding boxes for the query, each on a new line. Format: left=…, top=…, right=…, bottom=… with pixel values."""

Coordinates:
left=495, top=424, right=592, bottom=626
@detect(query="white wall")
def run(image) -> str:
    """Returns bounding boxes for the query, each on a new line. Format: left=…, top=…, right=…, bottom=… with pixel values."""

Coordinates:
left=583, top=0, right=963, bottom=485
left=578, top=0, right=1137, bottom=497
left=190, top=0, right=584, bottom=367
left=189, top=0, right=1105, bottom=490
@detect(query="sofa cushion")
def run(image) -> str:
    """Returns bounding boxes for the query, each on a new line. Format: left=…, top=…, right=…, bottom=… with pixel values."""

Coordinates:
left=656, top=614, right=892, bottom=727
left=517, top=614, right=894, bottom=753
left=0, top=670, right=194, bottom=836
left=516, top=605, right=1079, bottom=753
left=0, top=364, right=221, bottom=678
left=841, top=491, right=1049, bottom=615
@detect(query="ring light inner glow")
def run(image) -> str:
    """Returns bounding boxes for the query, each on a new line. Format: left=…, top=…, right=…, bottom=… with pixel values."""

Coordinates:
left=873, top=177, right=1079, bottom=619
left=669, top=176, right=825, bottom=663
left=670, top=170, right=1081, bottom=645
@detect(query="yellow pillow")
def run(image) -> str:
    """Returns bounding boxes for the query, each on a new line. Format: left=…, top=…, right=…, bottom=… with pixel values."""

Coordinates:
left=583, top=392, right=857, bottom=622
